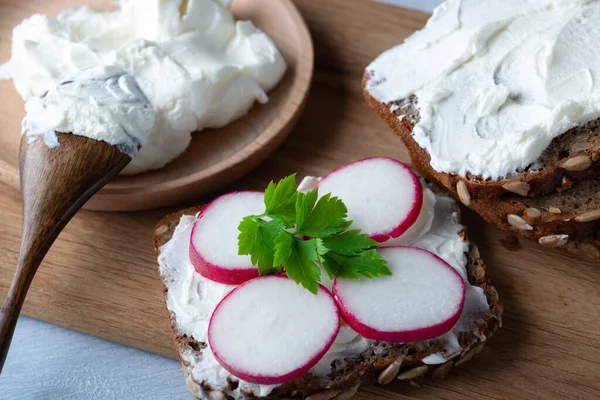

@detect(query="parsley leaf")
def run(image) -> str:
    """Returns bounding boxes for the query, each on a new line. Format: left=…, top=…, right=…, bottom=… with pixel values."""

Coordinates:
left=238, top=174, right=392, bottom=294
left=296, top=193, right=350, bottom=238
left=238, top=217, right=284, bottom=275
left=322, top=230, right=378, bottom=256
left=274, top=233, right=321, bottom=294
left=317, top=249, right=340, bottom=280
left=295, top=189, right=318, bottom=232
left=336, top=250, right=392, bottom=280
left=264, top=174, right=297, bottom=226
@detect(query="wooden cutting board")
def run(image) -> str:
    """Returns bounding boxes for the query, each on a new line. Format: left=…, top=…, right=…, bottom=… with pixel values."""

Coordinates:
left=1, top=0, right=599, bottom=399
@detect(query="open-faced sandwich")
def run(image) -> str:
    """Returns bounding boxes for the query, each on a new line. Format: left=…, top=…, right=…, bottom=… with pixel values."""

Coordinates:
left=364, top=0, right=600, bottom=261
left=154, top=157, right=502, bottom=399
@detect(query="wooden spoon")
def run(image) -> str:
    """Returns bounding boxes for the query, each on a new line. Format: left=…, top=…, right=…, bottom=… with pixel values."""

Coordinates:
left=0, top=132, right=131, bottom=372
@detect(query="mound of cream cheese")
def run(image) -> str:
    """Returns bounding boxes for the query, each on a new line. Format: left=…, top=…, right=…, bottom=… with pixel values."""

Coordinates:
left=366, top=0, right=600, bottom=179
left=0, top=0, right=286, bottom=174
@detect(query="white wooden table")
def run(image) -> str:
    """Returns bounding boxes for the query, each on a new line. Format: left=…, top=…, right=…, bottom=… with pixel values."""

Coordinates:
left=0, top=1, right=443, bottom=399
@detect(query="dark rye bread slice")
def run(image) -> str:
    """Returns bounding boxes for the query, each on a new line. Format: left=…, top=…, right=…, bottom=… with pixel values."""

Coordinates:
left=362, top=85, right=600, bottom=201
left=153, top=205, right=503, bottom=400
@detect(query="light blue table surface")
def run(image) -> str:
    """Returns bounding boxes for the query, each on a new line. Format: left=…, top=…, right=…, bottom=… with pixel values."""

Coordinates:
left=0, top=1, right=442, bottom=399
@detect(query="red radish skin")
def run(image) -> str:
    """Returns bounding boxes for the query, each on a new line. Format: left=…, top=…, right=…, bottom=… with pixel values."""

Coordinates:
left=333, top=247, right=465, bottom=343
left=317, top=157, right=423, bottom=243
left=208, top=275, right=340, bottom=385
left=189, top=191, right=264, bottom=285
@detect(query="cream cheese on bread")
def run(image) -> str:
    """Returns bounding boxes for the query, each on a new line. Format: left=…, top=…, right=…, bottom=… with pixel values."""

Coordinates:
left=366, top=0, right=600, bottom=179
left=157, top=178, right=490, bottom=399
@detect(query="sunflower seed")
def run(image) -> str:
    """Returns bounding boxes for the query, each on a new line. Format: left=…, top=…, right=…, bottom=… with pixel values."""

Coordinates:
left=378, top=358, right=403, bottom=385
left=397, top=365, right=428, bottom=380
left=502, top=181, right=530, bottom=196
left=538, top=234, right=569, bottom=248
left=208, top=391, right=227, bottom=400
left=306, top=390, right=341, bottom=400
left=469, top=244, right=481, bottom=259
left=183, top=368, right=200, bottom=396
left=456, top=180, right=471, bottom=206
left=575, top=209, right=600, bottom=222
left=507, top=214, right=533, bottom=231
left=522, top=207, right=541, bottom=224
left=155, top=224, right=168, bottom=235
left=561, top=176, right=573, bottom=191
left=548, top=206, right=562, bottom=214
left=560, top=155, right=592, bottom=171
left=572, top=142, right=591, bottom=152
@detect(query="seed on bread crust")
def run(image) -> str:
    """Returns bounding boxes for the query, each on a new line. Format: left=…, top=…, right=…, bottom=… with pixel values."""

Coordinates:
left=469, top=243, right=481, bottom=259
left=306, top=390, right=341, bottom=400
left=507, top=214, right=533, bottom=231
left=571, top=142, right=591, bottom=152
left=183, top=367, right=201, bottom=397
left=208, top=391, right=227, bottom=400
left=560, top=155, right=592, bottom=171
left=522, top=208, right=541, bottom=224
left=397, top=365, right=428, bottom=380
left=378, top=358, right=403, bottom=385
left=575, top=209, right=600, bottom=222
left=538, top=234, right=569, bottom=248
left=502, top=181, right=530, bottom=196
left=155, top=224, right=168, bottom=236
left=548, top=206, right=562, bottom=214
left=456, top=180, right=471, bottom=206
left=561, top=176, right=573, bottom=191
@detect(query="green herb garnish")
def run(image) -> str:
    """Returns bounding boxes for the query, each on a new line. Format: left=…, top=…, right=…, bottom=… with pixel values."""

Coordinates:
left=238, top=175, right=391, bottom=294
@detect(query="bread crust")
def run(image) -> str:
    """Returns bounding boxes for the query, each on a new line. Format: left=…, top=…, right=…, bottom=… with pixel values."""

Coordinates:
left=154, top=204, right=502, bottom=400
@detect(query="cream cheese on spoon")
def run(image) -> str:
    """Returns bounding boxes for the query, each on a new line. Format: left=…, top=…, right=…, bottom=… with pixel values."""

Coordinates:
left=22, top=67, right=155, bottom=157
left=0, top=0, right=286, bottom=174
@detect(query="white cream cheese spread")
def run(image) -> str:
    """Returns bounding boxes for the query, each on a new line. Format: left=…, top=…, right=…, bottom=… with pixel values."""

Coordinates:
left=0, top=0, right=286, bottom=174
left=22, top=66, right=155, bottom=156
left=158, top=177, right=490, bottom=399
left=366, top=0, right=600, bottom=179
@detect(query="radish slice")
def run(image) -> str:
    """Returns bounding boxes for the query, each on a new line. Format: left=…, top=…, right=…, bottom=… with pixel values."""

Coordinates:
left=317, top=157, right=423, bottom=242
left=189, top=191, right=264, bottom=285
left=208, top=275, right=340, bottom=385
left=334, top=247, right=465, bottom=343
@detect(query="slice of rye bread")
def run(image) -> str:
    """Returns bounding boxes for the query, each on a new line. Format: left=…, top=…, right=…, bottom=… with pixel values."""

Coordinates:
left=153, top=204, right=503, bottom=400
left=362, top=83, right=600, bottom=201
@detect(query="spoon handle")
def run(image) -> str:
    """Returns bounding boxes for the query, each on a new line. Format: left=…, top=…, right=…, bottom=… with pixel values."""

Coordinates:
left=0, top=133, right=131, bottom=373
left=0, top=222, right=56, bottom=373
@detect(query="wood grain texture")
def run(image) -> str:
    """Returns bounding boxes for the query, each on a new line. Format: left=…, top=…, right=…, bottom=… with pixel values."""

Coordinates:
left=0, top=0, right=599, bottom=398
left=0, top=0, right=313, bottom=212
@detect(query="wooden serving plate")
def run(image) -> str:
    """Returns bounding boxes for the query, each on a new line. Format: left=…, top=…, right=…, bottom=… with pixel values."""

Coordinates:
left=1, top=0, right=600, bottom=399
left=0, top=0, right=313, bottom=211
